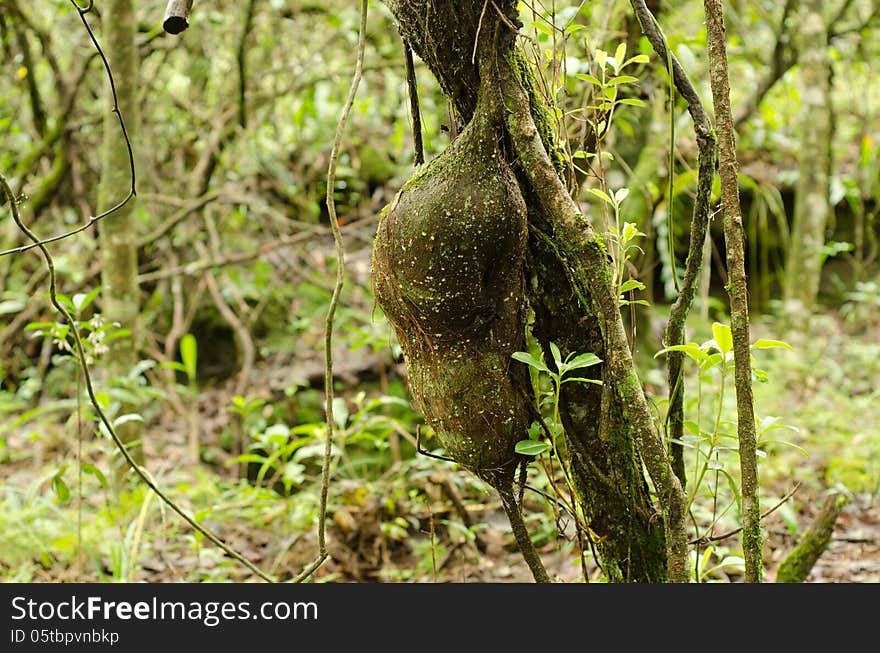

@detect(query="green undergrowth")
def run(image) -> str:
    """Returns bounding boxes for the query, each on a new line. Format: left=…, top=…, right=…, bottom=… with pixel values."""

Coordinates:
left=0, top=305, right=876, bottom=583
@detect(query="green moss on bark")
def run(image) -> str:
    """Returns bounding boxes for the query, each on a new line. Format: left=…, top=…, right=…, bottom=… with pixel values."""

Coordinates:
left=776, top=492, right=848, bottom=583
left=372, top=81, right=530, bottom=488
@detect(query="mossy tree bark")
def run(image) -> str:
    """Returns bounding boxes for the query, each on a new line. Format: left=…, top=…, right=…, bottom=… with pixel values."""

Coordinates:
left=775, top=492, right=847, bottom=583
left=376, top=0, right=689, bottom=582
left=704, top=0, right=762, bottom=582
left=783, top=0, right=832, bottom=322
left=98, top=0, right=142, bottom=466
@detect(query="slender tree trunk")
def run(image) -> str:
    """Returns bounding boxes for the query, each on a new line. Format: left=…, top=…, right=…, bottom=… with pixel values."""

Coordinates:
left=703, top=0, right=762, bottom=583
left=783, top=0, right=831, bottom=322
left=98, top=0, right=142, bottom=466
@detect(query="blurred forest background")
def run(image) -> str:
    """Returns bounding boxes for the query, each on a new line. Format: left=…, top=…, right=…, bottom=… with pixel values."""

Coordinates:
left=0, top=0, right=878, bottom=583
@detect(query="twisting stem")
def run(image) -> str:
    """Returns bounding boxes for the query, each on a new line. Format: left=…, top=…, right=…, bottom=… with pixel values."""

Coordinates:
left=292, top=0, right=368, bottom=584
left=402, top=37, right=424, bottom=166
left=237, top=0, right=257, bottom=128
left=628, top=0, right=717, bottom=488
left=1, top=174, right=273, bottom=583
left=499, top=489, right=551, bottom=582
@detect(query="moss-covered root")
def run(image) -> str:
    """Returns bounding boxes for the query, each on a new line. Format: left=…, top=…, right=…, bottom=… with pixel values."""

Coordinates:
left=499, top=488, right=551, bottom=583
left=775, top=492, right=849, bottom=583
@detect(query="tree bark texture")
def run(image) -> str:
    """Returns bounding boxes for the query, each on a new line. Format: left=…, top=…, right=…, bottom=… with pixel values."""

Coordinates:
left=98, top=0, right=142, bottom=465
left=775, top=492, right=847, bottom=583
left=783, top=0, right=832, bottom=320
left=704, top=0, right=762, bottom=582
left=375, top=0, right=689, bottom=582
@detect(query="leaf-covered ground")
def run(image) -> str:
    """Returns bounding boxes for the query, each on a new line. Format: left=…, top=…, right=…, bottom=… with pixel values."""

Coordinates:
left=1, top=310, right=877, bottom=583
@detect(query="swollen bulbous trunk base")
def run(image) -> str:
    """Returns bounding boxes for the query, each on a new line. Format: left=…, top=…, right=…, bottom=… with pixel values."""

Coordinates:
left=372, top=84, right=531, bottom=490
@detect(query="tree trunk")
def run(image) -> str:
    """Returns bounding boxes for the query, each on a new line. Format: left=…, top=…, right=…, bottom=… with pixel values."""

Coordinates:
left=704, top=0, right=762, bottom=582
left=783, top=0, right=831, bottom=321
left=376, top=0, right=687, bottom=582
left=98, top=0, right=142, bottom=466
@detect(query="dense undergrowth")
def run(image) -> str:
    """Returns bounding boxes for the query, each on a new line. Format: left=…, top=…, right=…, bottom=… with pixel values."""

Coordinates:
left=1, top=287, right=876, bottom=582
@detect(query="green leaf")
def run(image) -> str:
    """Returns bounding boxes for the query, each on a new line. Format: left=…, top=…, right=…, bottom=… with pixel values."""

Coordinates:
left=623, top=54, right=650, bottom=67
left=0, top=299, right=26, bottom=315
left=112, top=413, right=144, bottom=428
left=527, top=421, right=542, bottom=440
left=587, top=188, right=614, bottom=205
left=683, top=420, right=702, bottom=435
left=751, top=339, right=794, bottom=352
left=656, top=343, right=708, bottom=364
left=530, top=20, right=554, bottom=36
left=614, top=43, right=626, bottom=70
left=332, top=397, right=349, bottom=428
left=561, top=377, right=604, bottom=385
left=51, top=472, right=70, bottom=503
left=712, top=322, right=733, bottom=355
left=759, top=438, right=809, bottom=457
left=705, top=353, right=724, bottom=369
left=565, top=352, right=602, bottom=370
left=511, top=351, right=550, bottom=374
left=617, top=98, right=646, bottom=107
left=72, top=288, right=101, bottom=313
left=618, top=279, right=645, bottom=294
left=233, top=454, right=269, bottom=465
left=104, top=328, right=132, bottom=343
left=24, top=321, right=57, bottom=331
left=575, top=73, right=602, bottom=86
left=607, top=75, right=639, bottom=86
left=55, top=294, right=75, bottom=312
left=128, top=359, right=157, bottom=380
left=180, top=333, right=198, bottom=384
left=549, top=342, right=563, bottom=366
left=515, top=440, right=551, bottom=456
left=82, top=463, right=108, bottom=489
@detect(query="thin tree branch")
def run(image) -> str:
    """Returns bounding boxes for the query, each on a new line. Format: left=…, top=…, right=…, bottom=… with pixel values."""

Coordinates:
left=704, top=0, right=762, bottom=583
left=402, top=37, right=425, bottom=166
left=291, top=0, right=368, bottom=584
left=163, top=0, right=194, bottom=34
left=628, top=0, right=717, bottom=489
left=691, top=482, right=801, bottom=545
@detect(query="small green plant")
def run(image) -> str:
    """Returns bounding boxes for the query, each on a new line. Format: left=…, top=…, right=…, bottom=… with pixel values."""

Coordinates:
left=511, top=342, right=602, bottom=557
left=689, top=544, right=745, bottom=583
left=23, top=288, right=156, bottom=437
left=512, top=342, right=603, bottom=459
left=161, top=332, right=199, bottom=389
left=573, top=43, right=649, bottom=145
left=587, top=186, right=649, bottom=302
left=26, top=289, right=131, bottom=366
left=656, top=322, right=802, bottom=560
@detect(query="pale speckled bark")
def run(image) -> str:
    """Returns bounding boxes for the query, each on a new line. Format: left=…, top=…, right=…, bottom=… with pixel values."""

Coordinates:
left=98, top=0, right=142, bottom=465
left=703, top=0, right=762, bottom=583
left=783, top=0, right=832, bottom=320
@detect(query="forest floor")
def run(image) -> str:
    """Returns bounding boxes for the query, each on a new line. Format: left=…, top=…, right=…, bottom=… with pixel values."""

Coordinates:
left=1, top=310, right=877, bottom=583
